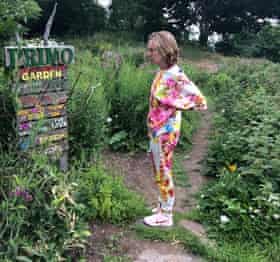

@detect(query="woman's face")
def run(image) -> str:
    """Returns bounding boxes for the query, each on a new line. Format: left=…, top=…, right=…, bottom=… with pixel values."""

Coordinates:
left=146, top=39, right=164, bottom=66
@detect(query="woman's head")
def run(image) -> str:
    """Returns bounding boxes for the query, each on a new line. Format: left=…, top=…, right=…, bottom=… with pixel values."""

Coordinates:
left=146, top=31, right=179, bottom=69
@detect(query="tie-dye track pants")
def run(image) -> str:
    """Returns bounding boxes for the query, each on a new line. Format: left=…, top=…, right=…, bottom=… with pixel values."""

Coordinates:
left=150, top=131, right=180, bottom=212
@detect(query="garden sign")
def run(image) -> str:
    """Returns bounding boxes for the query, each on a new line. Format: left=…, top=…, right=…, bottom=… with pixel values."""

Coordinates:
left=4, top=43, right=74, bottom=171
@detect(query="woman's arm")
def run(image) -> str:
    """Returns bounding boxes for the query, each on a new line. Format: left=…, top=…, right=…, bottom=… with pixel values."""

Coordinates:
left=154, top=73, right=207, bottom=111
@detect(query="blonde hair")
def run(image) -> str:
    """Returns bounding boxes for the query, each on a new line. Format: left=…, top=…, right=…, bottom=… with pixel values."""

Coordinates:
left=148, top=31, right=179, bottom=66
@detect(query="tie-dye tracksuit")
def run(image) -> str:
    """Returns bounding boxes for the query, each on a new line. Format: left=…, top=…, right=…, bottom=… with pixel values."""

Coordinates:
left=147, top=64, right=207, bottom=212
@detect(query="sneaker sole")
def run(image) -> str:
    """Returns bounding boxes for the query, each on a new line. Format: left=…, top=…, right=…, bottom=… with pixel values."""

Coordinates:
left=143, top=219, right=173, bottom=227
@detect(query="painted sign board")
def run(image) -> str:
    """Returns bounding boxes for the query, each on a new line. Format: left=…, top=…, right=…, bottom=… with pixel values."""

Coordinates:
left=4, top=46, right=74, bottom=68
left=4, top=44, right=74, bottom=171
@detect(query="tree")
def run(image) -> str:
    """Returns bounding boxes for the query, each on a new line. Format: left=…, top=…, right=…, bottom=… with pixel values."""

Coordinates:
left=28, top=0, right=106, bottom=36
left=108, top=0, right=145, bottom=32
left=108, top=0, right=172, bottom=40
left=0, top=0, right=41, bottom=40
left=141, top=0, right=170, bottom=39
left=163, top=0, right=280, bottom=46
left=193, top=0, right=280, bottom=45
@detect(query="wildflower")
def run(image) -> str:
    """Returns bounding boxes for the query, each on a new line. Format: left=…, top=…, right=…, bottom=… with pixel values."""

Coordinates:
left=228, top=163, right=237, bottom=173
left=220, top=215, right=230, bottom=224
left=253, top=209, right=261, bottom=214
left=106, top=117, right=112, bottom=123
left=10, top=187, right=33, bottom=202
left=273, top=214, right=280, bottom=220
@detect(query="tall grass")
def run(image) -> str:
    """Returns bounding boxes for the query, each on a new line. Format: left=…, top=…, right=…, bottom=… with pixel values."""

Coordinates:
left=67, top=51, right=110, bottom=158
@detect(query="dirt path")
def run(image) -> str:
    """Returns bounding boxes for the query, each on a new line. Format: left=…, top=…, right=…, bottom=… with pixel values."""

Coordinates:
left=87, top=108, right=213, bottom=261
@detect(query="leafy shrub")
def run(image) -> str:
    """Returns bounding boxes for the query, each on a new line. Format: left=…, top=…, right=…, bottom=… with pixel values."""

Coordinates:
left=216, top=31, right=261, bottom=57
left=257, top=25, right=280, bottom=62
left=199, top=61, right=280, bottom=241
left=216, top=25, right=280, bottom=62
left=106, top=60, right=153, bottom=151
left=0, top=0, right=40, bottom=41
left=76, top=165, right=147, bottom=224
left=68, top=51, right=110, bottom=158
left=0, top=152, right=90, bottom=261
left=0, top=69, right=16, bottom=149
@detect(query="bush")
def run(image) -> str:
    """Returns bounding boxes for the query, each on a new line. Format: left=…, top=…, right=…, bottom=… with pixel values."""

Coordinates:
left=106, top=60, right=153, bottom=151
left=199, top=61, right=280, bottom=241
left=67, top=51, right=110, bottom=158
left=76, top=165, right=147, bottom=224
left=215, top=25, right=280, bottom=62
left=0, top=70, right=17, bottom=150
left=0, top=152, right=90, bottom=261
left=257, top=25, right=280, bottom=62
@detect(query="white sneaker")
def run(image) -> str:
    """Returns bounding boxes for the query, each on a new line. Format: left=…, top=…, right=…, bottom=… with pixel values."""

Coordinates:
left=144, top=213, right=173, bottom=227
left=151, top=203, right=162, bottom=214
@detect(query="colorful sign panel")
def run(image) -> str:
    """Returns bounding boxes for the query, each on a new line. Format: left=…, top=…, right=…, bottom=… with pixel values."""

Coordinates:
left=4, top=44, right=74, bottom=171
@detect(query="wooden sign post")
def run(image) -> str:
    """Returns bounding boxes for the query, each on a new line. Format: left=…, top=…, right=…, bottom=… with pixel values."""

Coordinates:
left=4, top=43, right=74, bottom=171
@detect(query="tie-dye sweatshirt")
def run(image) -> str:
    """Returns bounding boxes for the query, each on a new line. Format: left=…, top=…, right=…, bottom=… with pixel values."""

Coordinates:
left=147, top=64, right=207, bottom=137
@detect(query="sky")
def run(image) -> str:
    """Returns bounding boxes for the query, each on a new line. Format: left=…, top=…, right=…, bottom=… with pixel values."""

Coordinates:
left=96, top=0, right=112, bottom=8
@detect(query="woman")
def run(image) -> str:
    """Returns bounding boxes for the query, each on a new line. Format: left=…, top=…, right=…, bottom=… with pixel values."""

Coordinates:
left=144, top=31, right=207, bottom=227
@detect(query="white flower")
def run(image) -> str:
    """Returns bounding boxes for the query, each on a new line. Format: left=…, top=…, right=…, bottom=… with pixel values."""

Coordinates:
left=220, top=215, right=230, bottom=224
left=253, top=209, right=261, bottom=214
left=106, top=117, right=112, bottom=123
left=272, top=214, right=280, bottom=220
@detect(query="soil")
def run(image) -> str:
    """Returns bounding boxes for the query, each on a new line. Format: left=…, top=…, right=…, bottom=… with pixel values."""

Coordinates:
left=86, top=61, right=215, bottom=262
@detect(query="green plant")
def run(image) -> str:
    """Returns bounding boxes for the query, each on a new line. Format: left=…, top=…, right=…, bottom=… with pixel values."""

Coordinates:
left=0, top=152, right=90, bottom=261
left=199, top=61, right=280, bottom=243
left=106, top=60, right=152, bottom=151
left=68, top=51, right=110, bottom=158
left=76, top=165, right=147, bottom=224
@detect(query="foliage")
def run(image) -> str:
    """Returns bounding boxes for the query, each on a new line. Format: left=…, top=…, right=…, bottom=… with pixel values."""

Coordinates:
left=256, top=25, right=280, bottom=62
left=0, top=0, right=41, bottom=40
left=165, top=0, right=280, bottom=46
left=108, top=0, right=171, bottom=40
left=67, top=51, right=110, bottom=158
left=105, top=60, right=153, bottom=151
left=199, top=61, right=280, bottom=241
left=28, top=0, right=106, bottom=36
left=108, top=0, right=145, bottom=32
left=216, top=25, right=280, bottom=62
left=76, top=165, right=147, bottom=224
left=0, top=149, right=146, bottom=260
left=0, top=69, right=16, bottom=150
left=0, top=152, right=90, bottom=261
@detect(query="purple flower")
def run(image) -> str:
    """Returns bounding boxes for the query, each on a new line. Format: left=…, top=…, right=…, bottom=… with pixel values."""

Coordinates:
left=19, top=123, right=31, bottom=131
left=9, top=187, right=33, bottom=202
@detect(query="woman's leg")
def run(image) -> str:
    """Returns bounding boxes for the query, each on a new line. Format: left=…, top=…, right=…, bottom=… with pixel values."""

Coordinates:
left=144, top=132, right=179, bottom=226
left=157, top=132, right=179, bottom=212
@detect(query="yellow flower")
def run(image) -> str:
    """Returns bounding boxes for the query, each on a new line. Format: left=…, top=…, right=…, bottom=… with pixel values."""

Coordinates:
left=228, top=164, right=237, bottom=173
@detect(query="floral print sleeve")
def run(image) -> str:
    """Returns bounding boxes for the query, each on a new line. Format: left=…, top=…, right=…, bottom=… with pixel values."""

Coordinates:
left=154, top=71, right=207, bottom=111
